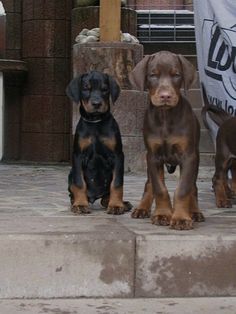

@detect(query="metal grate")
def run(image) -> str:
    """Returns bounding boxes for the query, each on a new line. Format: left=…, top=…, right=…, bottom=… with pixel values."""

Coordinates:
left=127, top=2, right=195, bottom=43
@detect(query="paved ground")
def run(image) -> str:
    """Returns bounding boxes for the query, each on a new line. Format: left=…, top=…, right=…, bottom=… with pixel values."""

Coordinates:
left=0, top=163, right=233, bottom=218
left=1, top=297, right=236, bottom=314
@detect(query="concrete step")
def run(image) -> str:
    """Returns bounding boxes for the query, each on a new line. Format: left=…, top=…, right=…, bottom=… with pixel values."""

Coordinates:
left=1, top=297, right=236, bottom=314
left=186, top=88, right=203, bottom=108
left=0, top=213, right=236, bottom=299
left=193, top=107, right=204, bottom=128
left=200, top=129, right=214, bottom=153
left=200, top=152, right=215, bottom=166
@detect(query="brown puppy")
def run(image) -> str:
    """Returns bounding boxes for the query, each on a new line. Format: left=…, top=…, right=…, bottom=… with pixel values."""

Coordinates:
left=129, top=51, right=204, bottom=230
left=213, top=118, right=236, bottom=207
left=201, top=86, right=236, bottom=207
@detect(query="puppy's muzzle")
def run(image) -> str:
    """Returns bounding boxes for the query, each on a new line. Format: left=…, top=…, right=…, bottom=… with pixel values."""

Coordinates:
left=92, top=101, right=102, bottom=110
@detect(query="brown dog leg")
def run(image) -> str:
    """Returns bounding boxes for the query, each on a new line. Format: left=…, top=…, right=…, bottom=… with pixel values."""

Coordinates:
left=213, top=152, right=232, bottom=208
left=213, top=174, right=232, bottom=208
left=150, top=164, right=173, bottom=226
left=132, top=178, right=153, bottom=218
left=230, top=160, right=236, bottom=197
left=189, top=184, right=205, bottom=222
left=170, top=157, right=201, bottom=230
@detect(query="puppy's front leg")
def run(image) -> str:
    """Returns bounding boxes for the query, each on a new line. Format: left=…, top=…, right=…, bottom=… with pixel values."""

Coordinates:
left=70, top=153, right=90, bottom=214
left=131, top=176, right=153, bottom=219
left=171, top=154, right=203, bottom=229
left=148, top=153, right=173, bottom=226
left=107, top=152, right=125, bottom=215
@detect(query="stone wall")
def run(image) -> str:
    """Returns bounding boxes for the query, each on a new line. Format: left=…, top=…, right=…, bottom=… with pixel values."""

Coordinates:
left=2, top=0, right=73, bottom=162
left=2, top=0, right=23, bottom=160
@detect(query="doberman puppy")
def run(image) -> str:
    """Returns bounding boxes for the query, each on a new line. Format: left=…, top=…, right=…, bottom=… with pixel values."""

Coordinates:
left=201, top=85, right=236, bottom=208
left=129, top=51, right=205, bottom=230
left=66, top=70, right=131, bottom=215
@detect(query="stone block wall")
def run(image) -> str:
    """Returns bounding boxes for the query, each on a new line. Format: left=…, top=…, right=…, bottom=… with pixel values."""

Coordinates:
left=20, top=0, right=72, bottom=162
left=2, top=0, right=22, bottom=160
left=2, top=0, right=22, bottom=59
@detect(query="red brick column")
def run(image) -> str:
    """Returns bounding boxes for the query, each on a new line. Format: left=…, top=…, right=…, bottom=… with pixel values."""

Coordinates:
left=21, top=0, right=72, bottom=162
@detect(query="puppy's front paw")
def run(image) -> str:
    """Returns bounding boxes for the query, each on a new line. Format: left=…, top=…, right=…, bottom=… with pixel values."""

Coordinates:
left=216, top=197, right=232, bottom=208
left=71, top=205, right=91, bottom=215
left=170, top=217, right=193, bottom=230
left=131, top=208, right=150, bottom=219
left=151, top=214, right=171, bottom=226
left=106, top=206, right=125, bottom=215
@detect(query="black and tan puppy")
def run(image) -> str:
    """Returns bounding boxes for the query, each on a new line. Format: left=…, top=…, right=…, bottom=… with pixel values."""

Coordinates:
left=129, top=51, right=204, bottom=230
left=66, top=70, right=131, bottom=215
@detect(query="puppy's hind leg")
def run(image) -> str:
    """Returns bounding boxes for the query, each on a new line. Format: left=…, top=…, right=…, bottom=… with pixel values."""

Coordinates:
left=70, top=154, right=91, bottom=214
left=107, top=152, right=126, bottom=215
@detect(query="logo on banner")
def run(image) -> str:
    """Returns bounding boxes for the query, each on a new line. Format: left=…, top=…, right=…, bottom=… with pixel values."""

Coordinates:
left=202, top=19, right=236, bottom=114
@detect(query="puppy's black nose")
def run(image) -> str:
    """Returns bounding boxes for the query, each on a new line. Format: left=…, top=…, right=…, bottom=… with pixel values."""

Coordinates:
left=92, top=101, right=102, bottom=109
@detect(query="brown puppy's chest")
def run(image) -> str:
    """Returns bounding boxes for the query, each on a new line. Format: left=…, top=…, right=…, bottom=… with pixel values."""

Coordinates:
left=146, top=135, right=188, bottom=164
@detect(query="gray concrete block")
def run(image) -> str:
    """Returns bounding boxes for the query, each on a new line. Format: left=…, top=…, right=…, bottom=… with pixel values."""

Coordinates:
left=135, top=217, right=236, bottom=297
left=0, top=217, right=135, bottom=298
left=186, top=89, right=203, bottom=108
left=200, top=152, right=215, bottom=166
left=200, top=129, right=215, bottom=153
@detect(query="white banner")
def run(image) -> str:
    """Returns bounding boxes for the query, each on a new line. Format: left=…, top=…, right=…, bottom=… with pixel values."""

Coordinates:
left=194, top=0, right=236, bottom=116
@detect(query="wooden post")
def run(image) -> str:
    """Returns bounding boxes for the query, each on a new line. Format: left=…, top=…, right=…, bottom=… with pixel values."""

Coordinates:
left=99, top=0, right=121, bottom=42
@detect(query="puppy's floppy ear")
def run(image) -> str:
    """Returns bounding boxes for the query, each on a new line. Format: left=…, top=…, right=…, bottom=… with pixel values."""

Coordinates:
left=178, top=54, right=196, bottom=91
left=108, top=75, right=120, bottom=104
left=66, top=75, right=82, bottom=103
left=129, top=55, right=151, bottom=91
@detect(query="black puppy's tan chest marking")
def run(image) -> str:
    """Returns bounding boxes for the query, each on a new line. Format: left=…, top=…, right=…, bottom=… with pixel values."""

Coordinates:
left=79, top=137, right=93, bottom=151
left=79, top=135, right=116, bottom=152
left=100, top=137, right=116, bottom=151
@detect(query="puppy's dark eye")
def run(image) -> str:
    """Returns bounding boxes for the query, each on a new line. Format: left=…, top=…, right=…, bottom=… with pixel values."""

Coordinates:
left=82, top=84, right=90, bottom=91
left=172, top=73, right=181, bottom=79
left=149, top=74, right=159, bottom=79
left=102, top=85, right=109, bottom=92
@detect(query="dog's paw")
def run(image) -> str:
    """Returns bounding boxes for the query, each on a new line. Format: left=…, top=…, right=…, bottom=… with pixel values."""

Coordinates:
left=170, top=218, right=193, bottom=230
left=131, top=208, right=150, bottom=219
left=106, top=206, right=125, bottom=215
left=151, top=214, right=171, bottom=226
left=71, top=205, right=91, bottom=215
left=216, top=198, right=232, bottom=208
left=192, top=212, right=205, bottom=222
